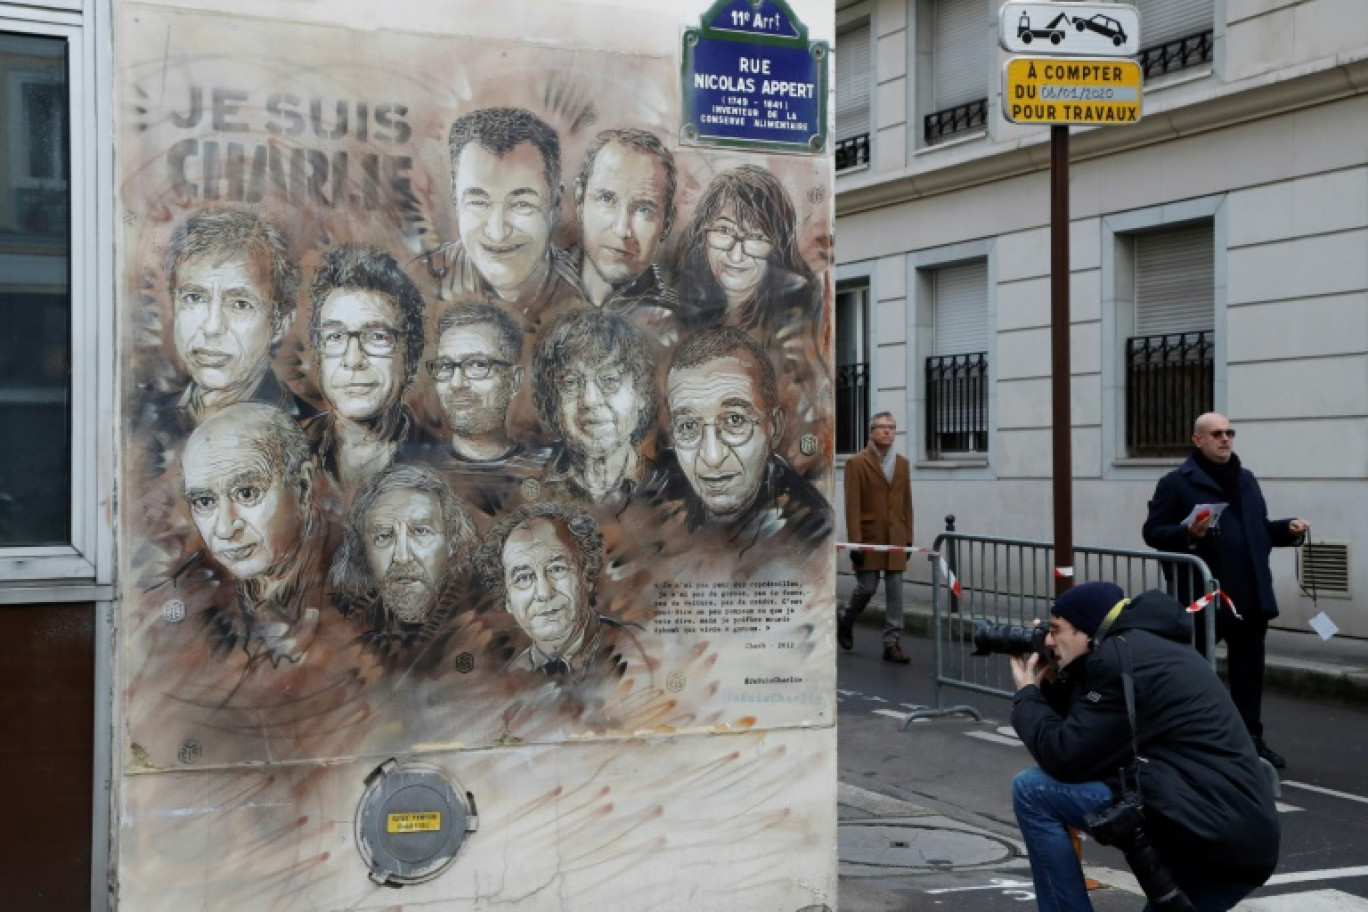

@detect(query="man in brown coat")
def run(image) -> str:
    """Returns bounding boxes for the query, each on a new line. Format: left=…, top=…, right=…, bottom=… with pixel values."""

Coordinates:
left=838, top=412, right=914, bottom=663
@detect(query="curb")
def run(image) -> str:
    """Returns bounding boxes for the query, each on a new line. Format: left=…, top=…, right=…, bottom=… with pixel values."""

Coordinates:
left=842, top=598, right=1368, bottom=707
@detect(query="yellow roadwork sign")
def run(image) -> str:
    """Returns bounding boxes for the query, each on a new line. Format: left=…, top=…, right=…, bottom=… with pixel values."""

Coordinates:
left=387, top=811, right=442, bottom=833
left=1003, top=56, right=1142, bottom=125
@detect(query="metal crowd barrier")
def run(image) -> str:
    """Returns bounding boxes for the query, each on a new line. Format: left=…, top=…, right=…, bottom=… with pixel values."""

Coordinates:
left=901, top=531, right=1217, bottom=728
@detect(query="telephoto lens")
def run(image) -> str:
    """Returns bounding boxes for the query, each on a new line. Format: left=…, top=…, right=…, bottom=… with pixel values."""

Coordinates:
left=1085, top=794, right=1194, bottom=912
left=970, top=620, right=1051, bottom=664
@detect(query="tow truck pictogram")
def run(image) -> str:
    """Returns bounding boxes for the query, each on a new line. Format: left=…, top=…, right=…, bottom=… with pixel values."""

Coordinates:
left=1018, top=10, right=1069, bottom=45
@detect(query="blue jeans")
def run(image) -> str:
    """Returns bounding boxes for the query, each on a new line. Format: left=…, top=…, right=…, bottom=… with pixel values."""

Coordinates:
left=1014, top=767, right=1264, bottom=912
left=1012, top=766, right=1113, bottom=912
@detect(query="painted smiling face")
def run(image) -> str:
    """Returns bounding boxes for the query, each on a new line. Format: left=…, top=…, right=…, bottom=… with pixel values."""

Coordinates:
left=455, top=141, right=555, bottom=300
left=704, top=203, right=772, bottom=306
left=172, top=252, right=280, bottom=396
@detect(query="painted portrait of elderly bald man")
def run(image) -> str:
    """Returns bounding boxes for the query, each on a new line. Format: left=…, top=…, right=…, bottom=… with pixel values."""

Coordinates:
left=175, top=401, right=334, bottom=670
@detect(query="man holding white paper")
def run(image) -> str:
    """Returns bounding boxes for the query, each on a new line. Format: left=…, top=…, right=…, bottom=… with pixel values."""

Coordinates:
left=1142, top=412, right=1309, bottom=769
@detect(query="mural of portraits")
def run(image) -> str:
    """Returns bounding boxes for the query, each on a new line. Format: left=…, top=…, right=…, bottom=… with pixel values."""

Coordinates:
left=116, top=2, right=836, bottom=907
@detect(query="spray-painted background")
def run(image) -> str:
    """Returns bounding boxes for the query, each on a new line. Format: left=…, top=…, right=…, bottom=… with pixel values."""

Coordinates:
left=116, top=1, right=835, bottom=907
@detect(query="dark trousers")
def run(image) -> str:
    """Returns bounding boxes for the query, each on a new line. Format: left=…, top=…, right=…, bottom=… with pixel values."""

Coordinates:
left=1194, top=608, right=1269, bottom=739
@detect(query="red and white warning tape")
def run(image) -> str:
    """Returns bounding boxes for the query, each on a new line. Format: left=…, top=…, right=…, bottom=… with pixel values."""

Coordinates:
left=836, top=542, right=962, bottom=597
left=1186, top=589, right=1242, bottom=620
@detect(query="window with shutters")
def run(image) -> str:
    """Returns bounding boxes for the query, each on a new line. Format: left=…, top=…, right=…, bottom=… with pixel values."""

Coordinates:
left=1134, top=0, right=1215, bottom=79
left=925, top=260, right=988, bottom=457
left=917, top=0, right=989, bottom=146
left=1124, top=222, right=1215, bottom=457
left=835, top=16, right=871, bottom=172
left=835, top=282, right=870, bottom=453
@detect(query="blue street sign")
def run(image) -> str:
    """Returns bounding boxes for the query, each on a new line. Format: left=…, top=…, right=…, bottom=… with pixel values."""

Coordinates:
left=682, top=0, right=828, bottom=155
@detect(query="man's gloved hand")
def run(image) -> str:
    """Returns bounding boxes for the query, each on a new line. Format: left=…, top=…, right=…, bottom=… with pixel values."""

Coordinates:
left=850, top=550, right=864, bottom=570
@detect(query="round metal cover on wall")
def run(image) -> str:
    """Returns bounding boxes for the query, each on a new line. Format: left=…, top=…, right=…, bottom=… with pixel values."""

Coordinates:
left=355, top=759, right=477, bottom=886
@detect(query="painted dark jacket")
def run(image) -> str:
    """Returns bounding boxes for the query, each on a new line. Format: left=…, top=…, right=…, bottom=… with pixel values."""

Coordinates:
left=138, top=370, right=317, bottom=478
left=1012, top=590, right=1280, bottom=886
left=843, top=444, right=913, bottom=572
left=1142, top=452, right=1302, bottom=617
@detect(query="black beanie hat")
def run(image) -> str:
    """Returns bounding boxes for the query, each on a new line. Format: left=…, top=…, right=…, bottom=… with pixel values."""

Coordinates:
left=1050, top=581, right=1126, bottom=638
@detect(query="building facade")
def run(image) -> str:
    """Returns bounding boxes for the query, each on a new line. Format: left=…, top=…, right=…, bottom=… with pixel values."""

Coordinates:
left=834, top=0, right=1368, bottom=635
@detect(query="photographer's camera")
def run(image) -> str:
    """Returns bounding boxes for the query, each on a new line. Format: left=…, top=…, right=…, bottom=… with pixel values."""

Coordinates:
left=971, top=620, right=1051, bottom=664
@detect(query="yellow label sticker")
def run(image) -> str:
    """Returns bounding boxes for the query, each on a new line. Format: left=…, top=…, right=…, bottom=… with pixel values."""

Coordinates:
left=387, top=811, right=441, bottom=833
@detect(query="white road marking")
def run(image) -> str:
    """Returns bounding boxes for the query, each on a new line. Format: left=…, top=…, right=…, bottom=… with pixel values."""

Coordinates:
left=964, top=730, right=1024, bottom=748
left=1283, top=781, right=1368, bottom=807
left=924, top=878, right=1034, bottom=895
left=1265, top=866, right=1368, bottom=887
left=1239, top=888, right=1368, bottom=909
left=1275, top=801, right=1303, bottom=813
left=873, top=709, right=908, bottom=720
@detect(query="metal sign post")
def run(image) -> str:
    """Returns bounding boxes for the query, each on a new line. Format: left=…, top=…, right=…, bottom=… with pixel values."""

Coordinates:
left=1050, top=122, right=1073, bottom=597
left=997, top=2, right=1142, bottom=595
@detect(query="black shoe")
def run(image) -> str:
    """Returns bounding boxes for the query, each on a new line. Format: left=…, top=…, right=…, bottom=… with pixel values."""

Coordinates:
left=837, top=615, right=853, bottom=651
left=882, top=644, right=910, bottom=664
left=1255, top=737, right=1286, bottom=770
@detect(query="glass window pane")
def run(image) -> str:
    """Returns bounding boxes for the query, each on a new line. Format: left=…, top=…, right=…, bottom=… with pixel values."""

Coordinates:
left=0, top=31, right=71, bottom=546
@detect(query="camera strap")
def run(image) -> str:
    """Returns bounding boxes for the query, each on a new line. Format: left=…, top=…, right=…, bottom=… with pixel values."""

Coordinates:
left=1118, top=636, right=1141, bottom=763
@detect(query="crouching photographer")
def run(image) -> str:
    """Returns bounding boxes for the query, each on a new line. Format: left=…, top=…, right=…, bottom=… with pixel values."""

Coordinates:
left=1008, top=582, right=1280, bottom=911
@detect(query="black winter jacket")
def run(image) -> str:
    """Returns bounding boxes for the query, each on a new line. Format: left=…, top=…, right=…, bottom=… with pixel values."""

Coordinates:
left=1143, top=452, right=1301, bottom=617
left=1011, top=590, right=1280, bottom=885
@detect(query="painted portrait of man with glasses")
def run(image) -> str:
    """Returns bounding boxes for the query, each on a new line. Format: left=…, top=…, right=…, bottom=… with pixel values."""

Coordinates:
left=658, top=326, right=830, bottom=557
left=303, top=243, right=436, bottom=495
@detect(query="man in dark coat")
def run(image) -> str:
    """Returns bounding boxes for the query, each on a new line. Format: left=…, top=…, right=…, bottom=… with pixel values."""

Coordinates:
left=1142, top=411, right=1308, bottom=768
left=1011, top=582, right=1280, bottom=911
left=838, top=411, right=914, bottom=663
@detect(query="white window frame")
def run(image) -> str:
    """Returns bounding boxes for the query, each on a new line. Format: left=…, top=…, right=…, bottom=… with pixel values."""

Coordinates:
left=0, top=3, right=113, bottom=599
left=1101, top=195, right=1227, bottom=478
left=908, top=238, right=997, bottom=477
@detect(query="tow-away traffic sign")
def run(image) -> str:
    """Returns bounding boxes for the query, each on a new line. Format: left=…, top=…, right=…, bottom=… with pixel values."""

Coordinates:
left=1000, top=2, right=1141, bottom=57
left=1002, top=57, right=1143, bottom=125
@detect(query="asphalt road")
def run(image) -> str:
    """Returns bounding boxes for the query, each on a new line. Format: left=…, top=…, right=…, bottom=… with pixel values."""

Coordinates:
left=836, top=623, right=1368, bottom=911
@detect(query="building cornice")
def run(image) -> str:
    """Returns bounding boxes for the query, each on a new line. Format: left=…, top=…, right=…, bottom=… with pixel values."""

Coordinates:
left=836, top=54, right=1368, bottom=218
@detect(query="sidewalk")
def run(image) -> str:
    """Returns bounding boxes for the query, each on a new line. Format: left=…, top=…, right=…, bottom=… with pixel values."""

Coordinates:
left=836, top=573, right=1368, bottom=705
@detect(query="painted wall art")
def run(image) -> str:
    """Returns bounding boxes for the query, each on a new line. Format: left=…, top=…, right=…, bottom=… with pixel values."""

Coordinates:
left=116, top=1, right=835, bottom=906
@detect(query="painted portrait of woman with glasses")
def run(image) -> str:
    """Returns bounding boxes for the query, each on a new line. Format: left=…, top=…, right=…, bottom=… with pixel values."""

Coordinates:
left=671, top=165, right=817, bottom=335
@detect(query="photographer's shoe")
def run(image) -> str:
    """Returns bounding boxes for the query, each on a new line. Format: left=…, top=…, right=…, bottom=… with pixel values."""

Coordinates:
left=1255, top=737, right=1286, bottom=770
left=837, top=612, right=854, bottom=651
left=882, top=644, right=910, bottom=664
